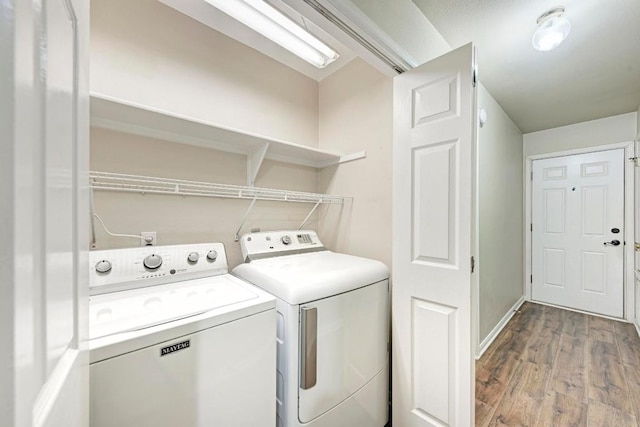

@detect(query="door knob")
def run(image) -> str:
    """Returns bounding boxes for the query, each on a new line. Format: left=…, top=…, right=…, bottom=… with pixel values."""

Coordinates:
left=604, top=240, right=621, bottom=246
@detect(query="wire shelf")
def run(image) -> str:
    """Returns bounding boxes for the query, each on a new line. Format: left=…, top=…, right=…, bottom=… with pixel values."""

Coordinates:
left=89, top=171, right=349, bottom=204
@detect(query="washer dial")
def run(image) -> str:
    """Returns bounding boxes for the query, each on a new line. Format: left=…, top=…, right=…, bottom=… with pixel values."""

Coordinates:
left=143, top=254, right=163, bottom=270
left=95, top=259, right=112, bottom=274
left=207, top=250, right=218, bottom=261
left=187, top=252, right=200, bottom=263
left=281, top=235, right=292, bottom=245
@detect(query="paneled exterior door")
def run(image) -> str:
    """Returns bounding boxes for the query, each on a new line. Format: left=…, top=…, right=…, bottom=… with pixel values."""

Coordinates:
left=392, top=43, right=477, bottom=427
left=532, top=149, right=625, bottom=317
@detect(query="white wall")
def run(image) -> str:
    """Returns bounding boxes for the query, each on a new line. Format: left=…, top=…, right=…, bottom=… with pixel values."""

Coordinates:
left=524, top=112, right=637, bottom=157
left=91, top=128, right=318, bottom=268
left=477, top=84, right=524, bottom=344
left=91, top=0, right=319, bottom=147
left=317, top=59, right=393, bottom=269
left=89, top=0, right=326, bottom=268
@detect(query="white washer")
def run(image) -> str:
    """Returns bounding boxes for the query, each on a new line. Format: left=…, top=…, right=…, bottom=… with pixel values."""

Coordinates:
left=89, top=243, right=276, bottom=427
left=232, top=231, right=389, bottom=427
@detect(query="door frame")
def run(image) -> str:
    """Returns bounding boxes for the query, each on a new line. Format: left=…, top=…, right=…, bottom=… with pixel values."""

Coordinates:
left=524, top=141, right=635, bottom=320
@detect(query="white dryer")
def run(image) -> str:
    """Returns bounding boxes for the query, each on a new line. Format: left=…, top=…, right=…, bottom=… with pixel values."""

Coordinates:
left=89, top=243, right=276, bottom=427
left=232, top=230, right=389, bottom=427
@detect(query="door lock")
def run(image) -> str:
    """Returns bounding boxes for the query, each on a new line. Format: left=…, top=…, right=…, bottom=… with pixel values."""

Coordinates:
left=603, top=240, right=621, bottom=246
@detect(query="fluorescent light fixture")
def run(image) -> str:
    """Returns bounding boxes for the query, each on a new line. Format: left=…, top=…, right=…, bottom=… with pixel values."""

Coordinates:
left=204, top=0, right=339, bottom=68
left=532, top=7, right=571, bottom=51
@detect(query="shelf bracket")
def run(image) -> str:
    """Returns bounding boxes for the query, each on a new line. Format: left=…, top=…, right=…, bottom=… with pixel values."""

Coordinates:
left=339, top=151, right=367, bottom=164
left=318, top=151, right=367, bottom=168
left=298, top=199, right=322, bottom=230
left=247, top=143, right=269, bottom=187
left=235, top=197, right=258, bottom=242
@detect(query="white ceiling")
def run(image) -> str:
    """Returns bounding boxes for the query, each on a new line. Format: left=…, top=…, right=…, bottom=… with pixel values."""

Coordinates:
left=410, top=0, right=640, bottom=133
left=159, top=0, right=639, bottom=132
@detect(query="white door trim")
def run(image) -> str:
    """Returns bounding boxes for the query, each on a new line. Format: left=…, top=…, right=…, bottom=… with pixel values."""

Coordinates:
left=524, top=141, right=635, bottom=320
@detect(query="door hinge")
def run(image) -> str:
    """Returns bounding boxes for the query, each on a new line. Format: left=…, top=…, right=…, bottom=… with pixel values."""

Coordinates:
left=530, top=275, right=533, bottom=283
left=472, top=67, right=477, bottom=88
left=635, top=242, right=640, bottom=251
left=530, top=223, right=533, bottom=232
left=531, top=171, right=534, bottom=180
left=471, top=256, right=475, bottom=273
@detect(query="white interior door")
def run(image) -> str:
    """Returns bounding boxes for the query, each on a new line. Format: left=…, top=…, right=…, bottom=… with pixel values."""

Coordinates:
left=532, top=149, right=625, bottom=317
left=0, top=0, right=89, bottom=425
left=392, top=43, right=476, bottom=427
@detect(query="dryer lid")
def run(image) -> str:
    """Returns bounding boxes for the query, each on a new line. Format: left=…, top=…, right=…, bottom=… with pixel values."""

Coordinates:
left=232, top=251, right=389, bottom=304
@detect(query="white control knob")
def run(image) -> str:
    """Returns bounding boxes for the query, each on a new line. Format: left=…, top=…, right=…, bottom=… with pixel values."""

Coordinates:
left=143, top=254, right=163, bottom=270
left=281, top=235, right=292, bottom=245
left=95, top=260, right=112, bottom=274
left=187, top=252, right=200, bottom=263
left=206, top=250, right=218, bottom=261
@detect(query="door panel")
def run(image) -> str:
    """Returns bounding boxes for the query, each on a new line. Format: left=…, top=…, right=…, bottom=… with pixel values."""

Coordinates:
left=532, top=149, right=624, bottom=317
left=393, top=43, right=476, bottom=427
left=544, top=248, right=565, bottom=287
left=582, top=186, right=605, bottom=235
left=544, top=188, right=565, bottom=233
left=413, top=141, right=457, bottom=264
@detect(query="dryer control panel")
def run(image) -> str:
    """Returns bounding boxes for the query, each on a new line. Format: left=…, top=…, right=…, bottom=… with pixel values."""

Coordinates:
left=240, top=230, right=325, bottom=262
left=90, top=243, right=227, bottom=295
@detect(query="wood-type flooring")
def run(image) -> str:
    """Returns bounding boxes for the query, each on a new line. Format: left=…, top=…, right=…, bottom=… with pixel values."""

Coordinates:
left=476, top=302, right=640, bottom=426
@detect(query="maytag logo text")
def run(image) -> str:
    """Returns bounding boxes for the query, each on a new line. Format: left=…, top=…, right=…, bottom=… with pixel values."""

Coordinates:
left=160, top=340, right=190, bottom=357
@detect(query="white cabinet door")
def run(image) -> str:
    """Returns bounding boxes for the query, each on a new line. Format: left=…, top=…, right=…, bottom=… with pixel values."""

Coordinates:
left=532, top=149, right=625, bottom=317
left=392, top=43, right=476, bottom=427
left=0, top=0, right=89, bottom=425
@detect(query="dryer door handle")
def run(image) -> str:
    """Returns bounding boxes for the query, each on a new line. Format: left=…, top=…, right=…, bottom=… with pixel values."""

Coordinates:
left=300, top=306, right=317, bottom=390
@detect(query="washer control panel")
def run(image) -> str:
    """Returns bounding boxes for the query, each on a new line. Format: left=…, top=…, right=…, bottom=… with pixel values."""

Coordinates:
left=240, top=230, right=324, bottom=262
left=90, top=243, right=227, bottom=295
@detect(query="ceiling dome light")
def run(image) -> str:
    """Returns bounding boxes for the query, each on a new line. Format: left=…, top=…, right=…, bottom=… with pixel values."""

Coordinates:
left=532, top=7, right=571, bottom=51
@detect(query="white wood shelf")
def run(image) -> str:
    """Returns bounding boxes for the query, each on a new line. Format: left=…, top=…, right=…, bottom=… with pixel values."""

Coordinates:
left=90, top=93, right=366, bottom=186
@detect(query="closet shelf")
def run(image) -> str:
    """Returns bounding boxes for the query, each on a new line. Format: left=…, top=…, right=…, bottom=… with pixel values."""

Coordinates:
left=90, top=93, right=366, bottom=186
left=89, top=171, right=349, bottom=204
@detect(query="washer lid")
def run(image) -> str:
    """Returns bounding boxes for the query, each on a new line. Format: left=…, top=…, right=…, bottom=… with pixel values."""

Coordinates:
left=232, top=251, right=389, bottom=304
left=89, top=275, right=257, bottom=340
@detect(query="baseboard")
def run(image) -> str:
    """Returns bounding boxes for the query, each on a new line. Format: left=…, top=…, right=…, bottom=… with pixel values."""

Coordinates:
left=476, top=296, right=526, bottom=360
left=531, top=300, right=625, bottom=322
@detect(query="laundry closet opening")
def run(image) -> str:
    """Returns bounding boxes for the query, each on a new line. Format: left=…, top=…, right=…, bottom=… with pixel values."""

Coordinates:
left=89, top=0, right=392, bottom=270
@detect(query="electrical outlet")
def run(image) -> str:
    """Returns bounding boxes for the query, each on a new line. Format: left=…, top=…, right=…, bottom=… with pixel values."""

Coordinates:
left=140, top=231, right=157, bottom=246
